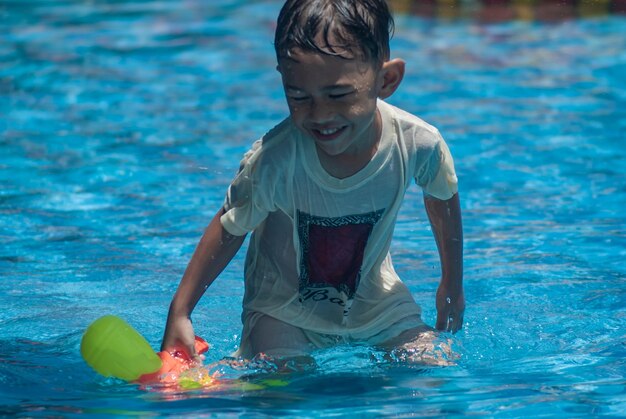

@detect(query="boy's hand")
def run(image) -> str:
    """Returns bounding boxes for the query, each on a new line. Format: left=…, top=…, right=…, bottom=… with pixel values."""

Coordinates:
left=435, top=284, right=465, bottom=333
left=161, top=315, right=200, bottom=361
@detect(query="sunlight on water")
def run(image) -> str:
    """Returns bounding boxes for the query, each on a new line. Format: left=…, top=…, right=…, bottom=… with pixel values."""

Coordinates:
left=1, top=0, right=625, bottom=416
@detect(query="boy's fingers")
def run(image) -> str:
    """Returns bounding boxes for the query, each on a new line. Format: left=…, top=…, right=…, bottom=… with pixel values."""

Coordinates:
left=183, top=340, right=198, bottom=360
left=435, top=311, right=450, bottom=331
left=445, top=313, right=454, bottom=332
left=435, top=308, right=463, bottom=333
left=450, top=314, right=464, bottom=333
left=450, top=317, right=460, bottom=333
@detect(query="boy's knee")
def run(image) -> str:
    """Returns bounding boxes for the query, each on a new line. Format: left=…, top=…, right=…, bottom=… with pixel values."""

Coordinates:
left=248, top=314, right=314, bottom=356
left=377, top=324, right=435, bottom=350
left=379, top=327, right=457, bottom=366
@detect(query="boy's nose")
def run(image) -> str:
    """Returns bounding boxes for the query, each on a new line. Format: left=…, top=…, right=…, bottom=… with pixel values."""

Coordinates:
left=308, top=100, right=334, bottom=124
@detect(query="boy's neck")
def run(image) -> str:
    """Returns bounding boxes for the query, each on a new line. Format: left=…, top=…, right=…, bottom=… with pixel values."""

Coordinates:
left=315, top=110, right=382, bottom=179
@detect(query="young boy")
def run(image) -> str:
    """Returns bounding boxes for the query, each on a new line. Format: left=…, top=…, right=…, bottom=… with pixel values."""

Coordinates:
left=161, top=0, right=464, bottom=363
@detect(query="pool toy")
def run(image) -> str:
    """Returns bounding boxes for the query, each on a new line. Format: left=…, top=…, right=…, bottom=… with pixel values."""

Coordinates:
left=80, top=315, right=212, bottom=387
left=81, top=315, right=292, bottom=391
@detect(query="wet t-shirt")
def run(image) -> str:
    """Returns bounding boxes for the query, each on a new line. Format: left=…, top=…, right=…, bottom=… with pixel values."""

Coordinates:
left=221, top=100, right=458, bottom=339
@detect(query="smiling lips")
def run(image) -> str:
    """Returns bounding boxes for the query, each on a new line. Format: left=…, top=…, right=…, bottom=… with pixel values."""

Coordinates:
left=311, top=126, right=346, bottom=141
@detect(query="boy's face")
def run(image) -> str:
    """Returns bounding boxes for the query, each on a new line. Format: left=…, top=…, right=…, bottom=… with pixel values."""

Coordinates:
left=277, top=49, right=384, bottom=158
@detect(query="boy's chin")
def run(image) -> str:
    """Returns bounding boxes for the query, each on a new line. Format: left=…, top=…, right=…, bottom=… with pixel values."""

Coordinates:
left=312, top=140, right=350, bottom=158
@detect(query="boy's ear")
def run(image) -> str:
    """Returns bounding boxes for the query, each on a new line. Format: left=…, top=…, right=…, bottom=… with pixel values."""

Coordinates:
left=377, top=58, right=405, bottom=99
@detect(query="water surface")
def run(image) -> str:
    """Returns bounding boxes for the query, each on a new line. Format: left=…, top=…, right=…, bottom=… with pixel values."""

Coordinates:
left=1, top=0, right=625, bottom=416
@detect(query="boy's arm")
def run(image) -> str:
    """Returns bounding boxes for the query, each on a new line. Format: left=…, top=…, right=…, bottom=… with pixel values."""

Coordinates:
left=161, top=207, right=246, bottom=357
left=424, top=192, right=464, bottom=333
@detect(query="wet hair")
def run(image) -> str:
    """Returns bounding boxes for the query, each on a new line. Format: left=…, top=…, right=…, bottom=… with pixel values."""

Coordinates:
left=274, top=0, right=394, bottom=64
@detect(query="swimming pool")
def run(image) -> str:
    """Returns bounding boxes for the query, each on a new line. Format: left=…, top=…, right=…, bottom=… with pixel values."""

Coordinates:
left=1, top=0, right=625, bottom=416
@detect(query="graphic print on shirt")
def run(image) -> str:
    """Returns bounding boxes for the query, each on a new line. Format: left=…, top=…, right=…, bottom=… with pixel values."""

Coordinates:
left=297, top=209, right=385, bottom=306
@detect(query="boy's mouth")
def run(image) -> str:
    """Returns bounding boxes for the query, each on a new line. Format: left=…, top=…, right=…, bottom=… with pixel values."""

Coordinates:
left=311, top=126, right=346, bottom=141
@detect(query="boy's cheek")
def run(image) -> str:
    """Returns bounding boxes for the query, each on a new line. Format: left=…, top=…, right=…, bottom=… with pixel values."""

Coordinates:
left=287, top=103, right=302, bottom=119
left=287, top=106, right=306, bottom=127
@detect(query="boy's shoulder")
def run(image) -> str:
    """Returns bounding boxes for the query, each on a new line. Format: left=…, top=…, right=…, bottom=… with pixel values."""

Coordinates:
left=381, top=100, right=443, bottom=143
left=247, top=117, right=294, bottom=155
left=263, top=117, right=295, bottom=142
left=237, top=117, right=298, bottom=171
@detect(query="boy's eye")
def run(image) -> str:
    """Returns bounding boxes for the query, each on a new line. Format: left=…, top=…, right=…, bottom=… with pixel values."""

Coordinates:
left=288, top=95, right=309, bottom=102
left=329, top=91, right=354, bottom=99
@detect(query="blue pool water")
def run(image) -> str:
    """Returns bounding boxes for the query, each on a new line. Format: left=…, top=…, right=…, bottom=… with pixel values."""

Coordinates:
left=1, top=0, right=625, bottom=416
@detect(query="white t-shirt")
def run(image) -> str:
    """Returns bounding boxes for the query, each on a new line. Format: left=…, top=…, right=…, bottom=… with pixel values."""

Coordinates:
left=221, top=100, right=458, bottom=340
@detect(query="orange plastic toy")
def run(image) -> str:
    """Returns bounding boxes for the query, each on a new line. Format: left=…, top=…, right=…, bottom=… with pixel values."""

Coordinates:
left=137, top=336, right=210, bottom=385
